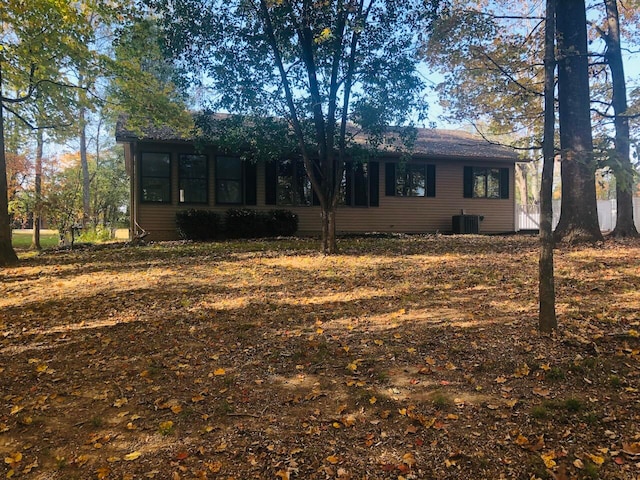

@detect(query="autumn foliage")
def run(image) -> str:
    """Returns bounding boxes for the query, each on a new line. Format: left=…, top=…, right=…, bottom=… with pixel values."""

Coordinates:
left=0, top=236, right=639, bottom=478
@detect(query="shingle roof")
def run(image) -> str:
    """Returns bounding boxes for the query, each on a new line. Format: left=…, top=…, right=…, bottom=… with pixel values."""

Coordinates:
left=115, top=115, right=519, bottom=162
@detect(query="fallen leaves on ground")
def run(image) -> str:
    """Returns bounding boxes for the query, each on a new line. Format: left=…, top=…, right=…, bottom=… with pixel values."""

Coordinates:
left=0, top=235, right=639, bottom=478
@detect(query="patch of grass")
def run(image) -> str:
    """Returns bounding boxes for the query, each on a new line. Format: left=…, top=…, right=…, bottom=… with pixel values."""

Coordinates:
left=430, top=391, right=454, bottom=409
left=545, top=367, right=565, bottom=381
left=91, top=416, right=104, bottom=428
left=608, top=375, right=622, bottom=388
left=12, top=230, right=59, bottom=249
left=530, top=405, right=548, bottom=420
left=583, top=461, right=600, bottom=479
left=583, top=412, right=599, bottom=425
left=563, top=398, right=583, bottom=413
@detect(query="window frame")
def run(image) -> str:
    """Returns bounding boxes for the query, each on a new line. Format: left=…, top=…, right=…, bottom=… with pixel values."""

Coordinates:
left=215, top=156, right=244, bottom=205
left=140, top=152, right=172, bottom=204
left=464, top=166, right=509, bottom=199
left=276, top=158, right=312, bottom=207
left=178, top=153, right=208, bottom=205
left=385, top=162, right=436, bottom=198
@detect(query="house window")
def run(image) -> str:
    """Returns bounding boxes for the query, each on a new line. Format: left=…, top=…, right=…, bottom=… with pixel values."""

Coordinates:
left=179, top=154, right=207, bottom=204
left=385, top=162, right=435, bottom=197
left=342, top=161, right=370, bottom=206
left=215, top=157, right=243, bottom=204
left=277, top=159, right=312, bottom=206
left=464, top=166, right=509, bottom=199
left=141, top=152, right=171, bottom=203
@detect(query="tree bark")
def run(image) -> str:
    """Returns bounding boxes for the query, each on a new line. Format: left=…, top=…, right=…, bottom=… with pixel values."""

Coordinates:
left=31, top=129, right=43, bottom=250
left=554, top=0, right=603, bottom=244
left=79, top=105, right=91, bottom=227
left=0, top=64, right=20, bottom=266
left=539, top=0, right=557, bottom=333
left=604, top=0, right=638, bottom=237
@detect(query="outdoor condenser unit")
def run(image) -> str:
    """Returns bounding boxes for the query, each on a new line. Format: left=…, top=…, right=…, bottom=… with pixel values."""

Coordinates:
left=452, top=214, right=480, bottom=234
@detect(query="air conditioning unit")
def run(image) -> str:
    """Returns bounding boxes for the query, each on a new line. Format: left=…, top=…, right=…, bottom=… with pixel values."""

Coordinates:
left=452, top=215, right=480, bottom=234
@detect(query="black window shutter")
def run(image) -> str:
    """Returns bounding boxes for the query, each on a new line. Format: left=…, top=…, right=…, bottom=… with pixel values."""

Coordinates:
left=426, top=164, right=436, bottom=197
left=344, top=161, right=353, bottom=206
left=369, top=161, right=379, bottom=207
left=463, top=166, right=473, bottom=198
left=500, top=167, right=510, bottom=199
left=245, top=161, right=257, bottom=205
left=265, top=160, right=277, bottom=205
left=385, top=162, right=396, bottom=196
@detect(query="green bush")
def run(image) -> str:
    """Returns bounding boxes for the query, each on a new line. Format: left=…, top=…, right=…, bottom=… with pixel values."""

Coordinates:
left=225, top=209, right=267, bottom=238
left=224, top=209, right=297, bottom=239
left=176, top=209, right=221, bottom=241
left=265, top=209, right=298, bottom=237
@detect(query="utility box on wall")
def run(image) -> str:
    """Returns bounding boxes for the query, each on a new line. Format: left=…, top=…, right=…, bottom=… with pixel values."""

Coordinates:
left=452, top=215, right=480, bottom=234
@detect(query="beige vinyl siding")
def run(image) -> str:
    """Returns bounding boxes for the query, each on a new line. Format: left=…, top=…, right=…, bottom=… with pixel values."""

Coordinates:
left=131, top=143, right=515, bottom=240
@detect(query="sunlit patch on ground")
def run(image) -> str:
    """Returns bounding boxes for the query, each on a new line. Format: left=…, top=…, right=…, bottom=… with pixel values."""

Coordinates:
left=0, top=235, right=639, bottom=479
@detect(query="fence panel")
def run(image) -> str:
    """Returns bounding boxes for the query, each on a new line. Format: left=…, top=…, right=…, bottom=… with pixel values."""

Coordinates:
left=517, top=198, right=640, bottom=232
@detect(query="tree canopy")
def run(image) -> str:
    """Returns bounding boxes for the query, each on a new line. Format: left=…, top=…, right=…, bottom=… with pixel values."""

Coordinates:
left=146, top=0, right=441, bottom=252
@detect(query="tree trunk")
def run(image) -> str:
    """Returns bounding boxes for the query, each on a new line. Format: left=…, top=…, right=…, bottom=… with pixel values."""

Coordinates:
left=31, top=129, right=43, bottom=250
left=539, top=0, right=557, bottom=333
left=605, top=0, right=638, bottom=237
left=79, top=105, right=91, bottom=227
left=553, top=0, right=603, bottom=244
left=0, top=65, right=19, bottom=266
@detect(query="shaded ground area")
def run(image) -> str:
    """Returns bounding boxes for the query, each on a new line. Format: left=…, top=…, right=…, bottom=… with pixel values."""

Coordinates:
left=0, top=235, right=639, bottom=479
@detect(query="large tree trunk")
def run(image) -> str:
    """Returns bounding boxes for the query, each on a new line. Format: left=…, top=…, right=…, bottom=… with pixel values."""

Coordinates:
left=539, top=0, right=557, bottom=333
left=31, top=129, right=43, bottom=250
left=605, top=0, right=638, bottom=237
left=554, top=0, right=603, bottom=244
left=0, top=66, right=19, bottom=266
left=79, top=105, right=91, bottom=227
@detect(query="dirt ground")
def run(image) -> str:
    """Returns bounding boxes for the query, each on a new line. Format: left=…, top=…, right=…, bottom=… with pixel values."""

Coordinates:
left=0, top=235, right=639, bottom=479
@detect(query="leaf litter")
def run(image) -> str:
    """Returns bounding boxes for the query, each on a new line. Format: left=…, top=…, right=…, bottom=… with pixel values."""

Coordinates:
left=0, top=235, right=639, bottom=479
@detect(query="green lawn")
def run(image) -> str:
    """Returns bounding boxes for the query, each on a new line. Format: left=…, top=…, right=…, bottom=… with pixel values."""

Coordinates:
left=11, top=229, right=60, bottom=249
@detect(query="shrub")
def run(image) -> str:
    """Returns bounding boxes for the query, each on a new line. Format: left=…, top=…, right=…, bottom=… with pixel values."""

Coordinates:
left=176, top=209, right=221, bottom=241
left=265, top=209, right=298, bottom=237
left=225, top=209, right=267, bottom=238
left=224, top=208, right=297, bottom=238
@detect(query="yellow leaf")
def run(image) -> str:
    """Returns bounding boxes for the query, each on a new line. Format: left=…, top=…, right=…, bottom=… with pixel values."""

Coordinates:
left=514, top=363, right=530, bottom=378
left=4, top=452, right=22, bottom=464
left=332, top=422, right=342, bottom=429
left=540, top=363, right=551, bottom=371
left=191, top=395, right=205, bottom=403
left=171, top=404, right=183, bottom=414
left=586, top=453, right=605, bottom=466
left=123, top=451, right=142, bottom=461
left=214, top=368, right=226, bottom=376
left=573, top=458, right=584, bottom=469
left=96, top=467, right=111, bottom=479
left=515, top=434, right=529, bottom=446
left=275, top=469, right=290, bottom=480
left=402, top=452, right=416, bottom=465
left=445, top=362, right=457, bottom=370
left=541, top=451, right=556, bottom=468
left=495, top=376, right=507, bottom=384
left=369, top=396, right=377, bottom=405
left=326, top=455, right=339, bottom=464
left=9, top=405, right=23, bottom=415
left=113, top=398, right=128, bottom=408
left=425, top=357, right=436, bottom=366
left=36, top=364, right=48, bottom=373
left=374, top=339, right=384, bottom=346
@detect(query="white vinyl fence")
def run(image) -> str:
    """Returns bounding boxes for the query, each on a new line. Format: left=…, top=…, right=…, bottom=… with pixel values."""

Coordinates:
left=516, top=198, right=640, bottom=232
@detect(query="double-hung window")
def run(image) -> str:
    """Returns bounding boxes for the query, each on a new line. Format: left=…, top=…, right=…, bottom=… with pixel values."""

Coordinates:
left=277, top=159, right=312, bottom=206
left=215, top=157, right=243, bottom=204
left=179, top=154, right=208, bottom=204
left=463, top=167, right=509, bottom=199
left=140, top=152, right=171, bottom=203
left=385, top=162, right=436, bottom=198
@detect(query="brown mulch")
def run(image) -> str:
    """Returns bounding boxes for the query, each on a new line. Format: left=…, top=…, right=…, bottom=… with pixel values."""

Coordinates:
left=0, top=235, right=639, bottom=480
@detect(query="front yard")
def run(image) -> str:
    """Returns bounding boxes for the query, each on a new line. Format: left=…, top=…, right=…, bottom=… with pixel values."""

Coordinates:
left=0, top=235, right=638, bottom=479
